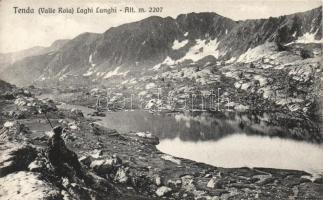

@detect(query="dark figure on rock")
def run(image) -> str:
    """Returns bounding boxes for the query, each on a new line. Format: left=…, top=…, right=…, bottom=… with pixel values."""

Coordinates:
left=47, top=126, right=83, bottom=178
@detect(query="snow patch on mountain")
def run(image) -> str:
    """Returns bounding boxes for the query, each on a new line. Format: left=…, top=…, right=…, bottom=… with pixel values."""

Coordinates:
left=103, top=67, right=129, bottom=79
left=96, top=72, right=105, bottom=77
left=83, top=54, right=98, bottom=76
left=163, top=56, right=176, bottom=66
left=55, top=65, right=70, bottom=78
left=237, top=43, right=276, bottom=63
left=36, top=75, right=48, bottom=81
left=178, top=39, right=221, bottom=62
left=89, top=54, right=96, bottom=67
left=152, top=64, right=162, bottom=71
left=295, top=32, right=323, bottom=44
left=83, top=66, right=96, bottom=76
left=172, top=39, right=189, bottom=50
left=83, top=70, right=94, bottom=77
left=152, top=56, right=176, bottom=71
left=59, top=74, right=68, bottom=81
left=225, top=57, right=236, bottom=64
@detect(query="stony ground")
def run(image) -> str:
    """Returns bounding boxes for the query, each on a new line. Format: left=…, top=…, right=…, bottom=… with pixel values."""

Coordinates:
left=1, top=80, right=323, bottom=199
left=38, top=43, right=322, bottom=123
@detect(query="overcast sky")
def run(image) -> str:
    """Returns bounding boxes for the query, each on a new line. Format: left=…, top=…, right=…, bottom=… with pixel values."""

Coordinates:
left=0, top=0, right=321, bottom=53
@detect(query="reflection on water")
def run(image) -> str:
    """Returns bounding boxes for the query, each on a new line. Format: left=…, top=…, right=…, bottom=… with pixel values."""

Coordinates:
left=55, top=105, right=323, bottom=173
left=93, top=110, right=322, bottom=143
left=93, top=111, right=244, bottom=142
left=157, top=134, right=323, bottom=175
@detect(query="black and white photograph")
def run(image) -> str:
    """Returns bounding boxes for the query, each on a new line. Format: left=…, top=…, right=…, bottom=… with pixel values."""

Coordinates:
left=0, top=0, right=322, bottom=199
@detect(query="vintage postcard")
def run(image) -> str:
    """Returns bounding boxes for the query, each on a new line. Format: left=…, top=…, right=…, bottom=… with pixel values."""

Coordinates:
left=0, top=0, right=322, bottom=199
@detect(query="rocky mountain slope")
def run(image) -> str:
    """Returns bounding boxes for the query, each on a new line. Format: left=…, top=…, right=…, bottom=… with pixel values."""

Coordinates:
left=0, top=40, right=69, bottom=73
left=0, top=6, right=322, bottom=119
left=1, top=7, right=321, bottom=85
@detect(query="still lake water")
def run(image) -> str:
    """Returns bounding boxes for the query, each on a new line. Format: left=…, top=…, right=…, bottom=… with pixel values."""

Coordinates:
left=58, top=104, right=323, bottom=175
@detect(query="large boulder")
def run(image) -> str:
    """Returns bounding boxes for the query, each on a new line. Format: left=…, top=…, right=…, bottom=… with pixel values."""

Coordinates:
left=155, top=186, right=172, bottom=197
left=71, top=108, right=84, bottom=118
left=90, top=158, right=118, bottom=175
left=0, top=171, right=62, bottom=200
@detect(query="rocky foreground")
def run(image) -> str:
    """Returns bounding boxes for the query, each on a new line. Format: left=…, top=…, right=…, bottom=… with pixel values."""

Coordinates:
left=1, top=82, right=323, bottom=200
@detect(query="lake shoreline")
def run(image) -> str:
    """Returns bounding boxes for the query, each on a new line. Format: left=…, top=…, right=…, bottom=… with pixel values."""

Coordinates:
left=1, top=86, right=323, bottom=199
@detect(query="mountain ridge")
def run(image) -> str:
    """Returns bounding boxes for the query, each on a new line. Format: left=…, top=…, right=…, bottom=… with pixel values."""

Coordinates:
left=0, top=39, right=69, bottom=74
left=1, top=6, right=322, bottom=86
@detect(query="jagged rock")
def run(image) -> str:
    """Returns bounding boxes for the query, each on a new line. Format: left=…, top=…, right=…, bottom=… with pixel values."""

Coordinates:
left=61, top=190, right=72, bottom=200
left=161, top=155, right=181, bottom=165
left=61, top=131, right=77, bottom=141
left=167, top=179, right=182, bottom=188
left=90, top=159, right=116, bottom=175
left=79, top=155, right=93, bottom=167
left=91, top=149, right=103, bottom=158
left=3, top=121, right=15, bottom=128
left=62, top=177, right=70, bottom=188
left=133, top=132, right=159, bottom=145
left=207, top=177, right=222, bottom=189
left=114, top=167, right=129, bottom=183
left=135, top=132, right=154, bottom=138
left=22, top=89, right=32, bottom=97
left=14, top=97, right=28, bottom=107
left=68, top=122, right=79, bottom=130
left=181, top=175, right=196, bottom=191
left=71, top=108, right=84, bottom=118
left=155, top=186, right=172, bottom=197
left=204, top=174, right=212, bottom=178
left=155, top=175, right=162, bottom=186
left=28, top=159, right=45, bottom=172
